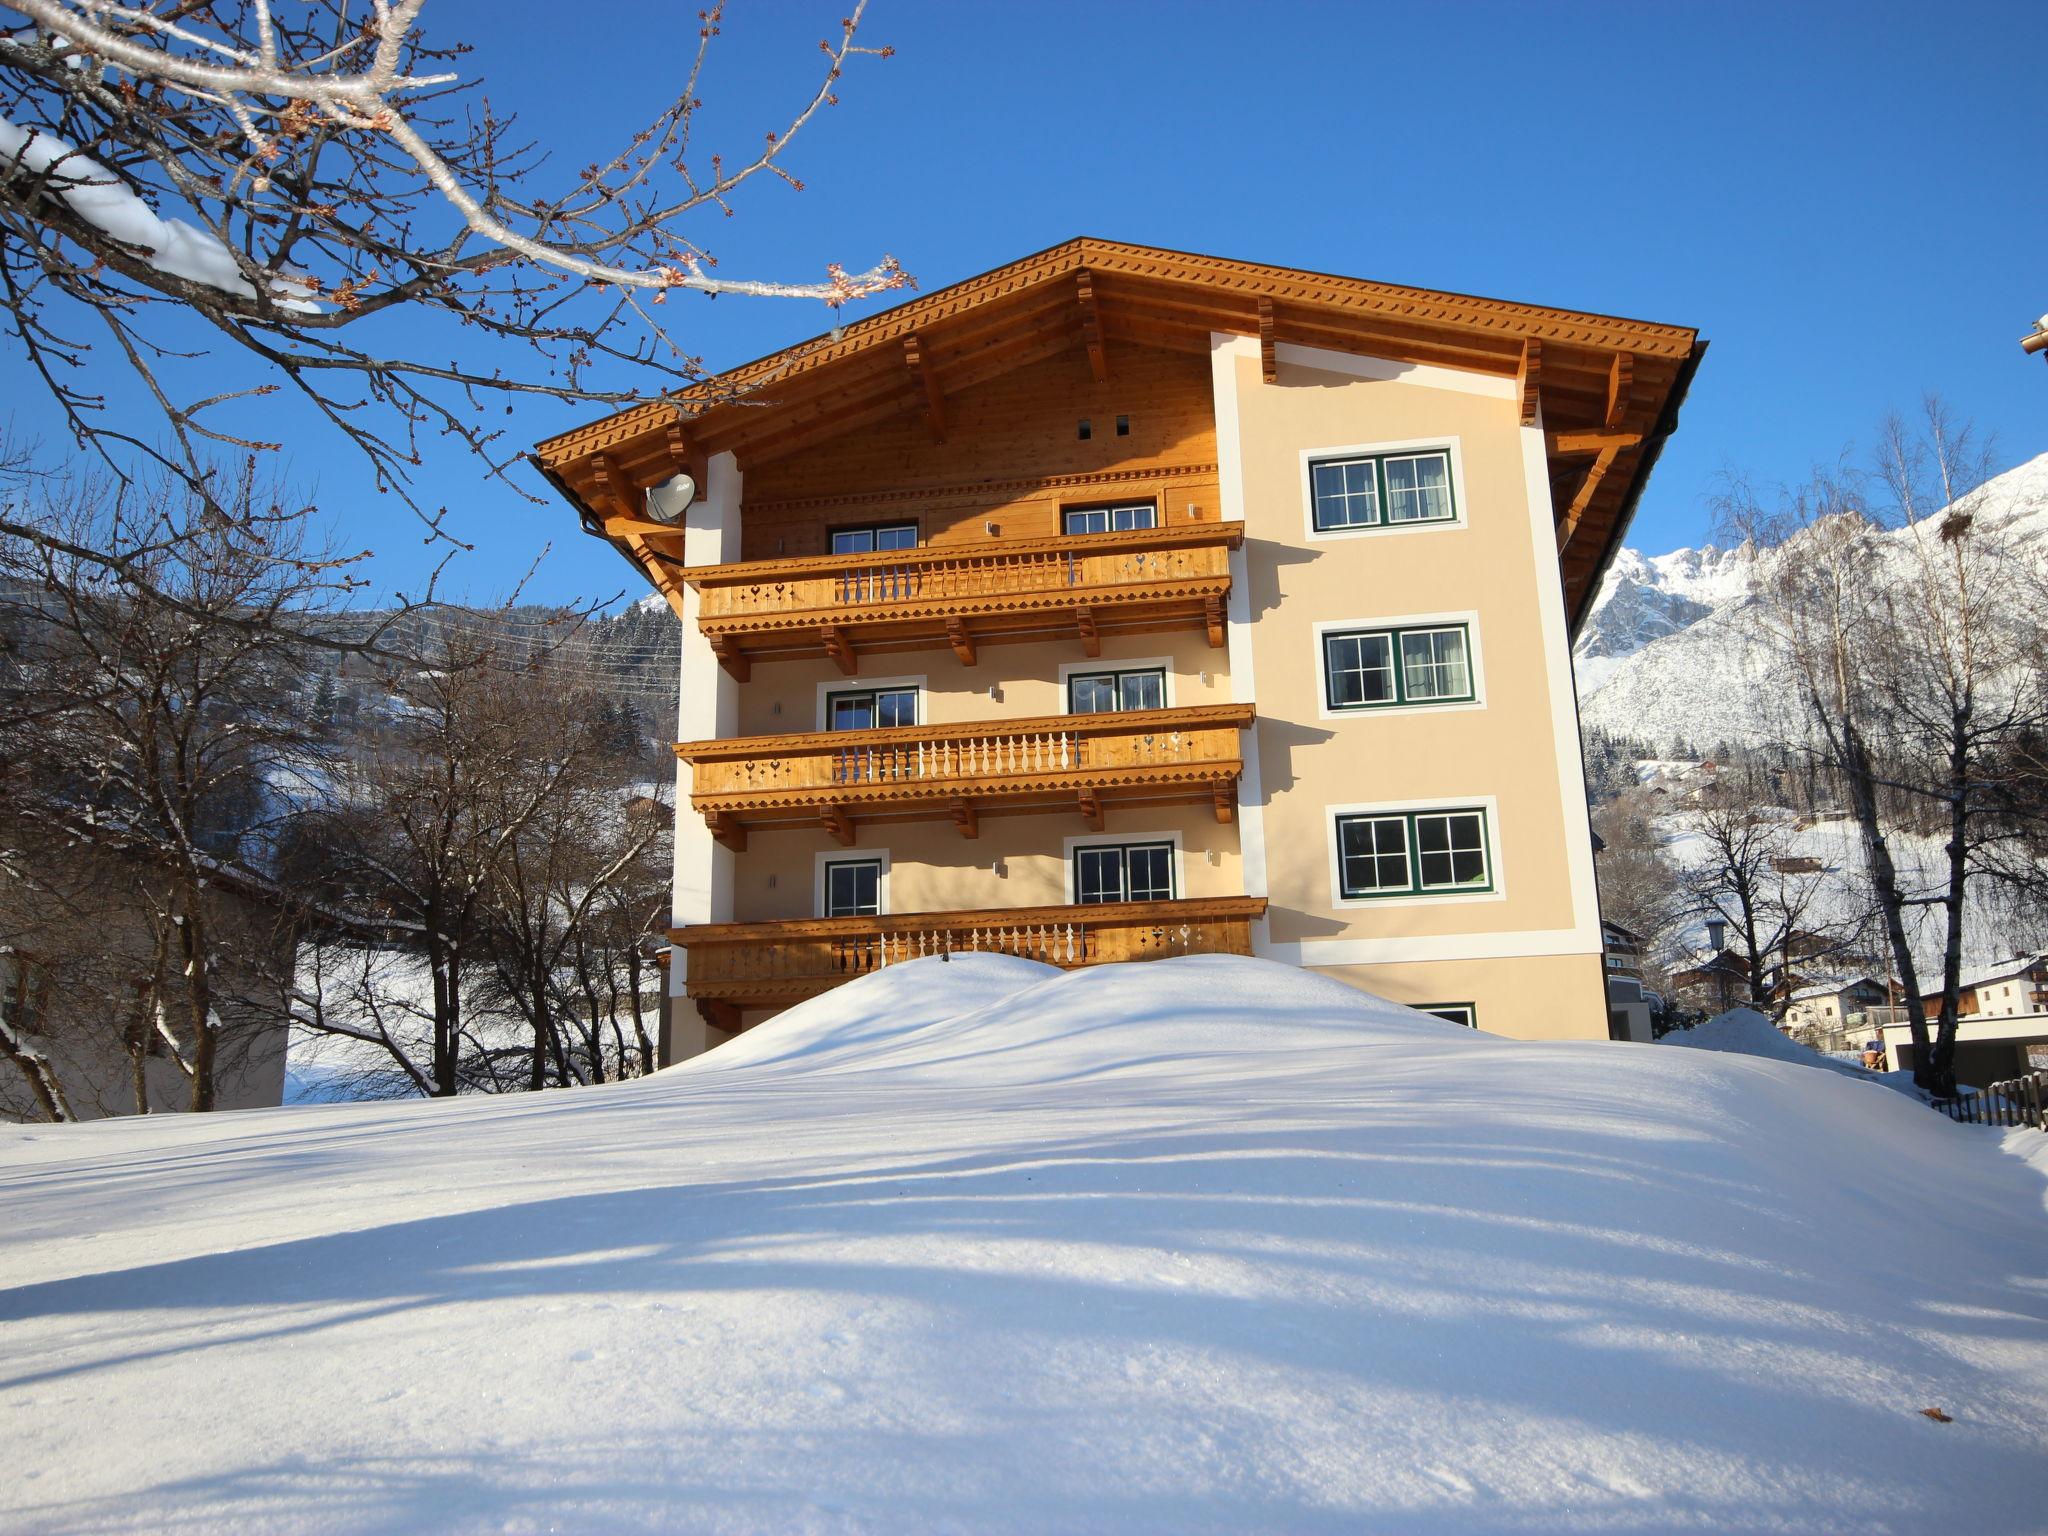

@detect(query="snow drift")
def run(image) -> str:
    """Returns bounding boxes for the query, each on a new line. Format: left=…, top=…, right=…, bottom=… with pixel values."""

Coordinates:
left=3, top=955, right=2046, bottom=1533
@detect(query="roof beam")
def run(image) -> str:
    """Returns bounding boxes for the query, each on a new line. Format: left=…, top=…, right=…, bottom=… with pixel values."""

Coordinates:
left=904, top=333, right=946, bottom=443
left=1076, top=270, right=1110, bottom=383
left=1547, top=429, right=1643, bottom=457
left=1257, top=297, right=1278, bottom=384
left=1518, top=341, right=1543, bottom=426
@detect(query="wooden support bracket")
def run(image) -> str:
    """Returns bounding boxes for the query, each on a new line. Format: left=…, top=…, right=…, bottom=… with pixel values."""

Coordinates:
left=1076, top=270, right=1110, bottom=384
left=707, top=635, right=751, bottom=683
left=1212, top=777, right=1237, bottom=824
left=1075, top=604, right=1101, bottom=657
left=822, top=807, right=855, bottom=847
left=1257, top=297, right=1278, bottom=384
left=946, top=616, right=977, bottom=666
left=1557, top=447, right=1622, bottom=552
left=1203, top=594, right=1226, bottom=649
left=695, top=998, right=742, bottom=1035
left=1605, top=353, right=1634, bottom=430
left=1517, top=340, right=1543, bottom=427
left=950, top=797, right=979, bottom=840
left=705, top=812, right=748, bottom=854
left=820, top=624, right=857, bottom=676
left=1078, top=788, right=1104, bottom=832
left=905, top=333, right=946, bottom=443
left=589, top=453, right=641, bottom=523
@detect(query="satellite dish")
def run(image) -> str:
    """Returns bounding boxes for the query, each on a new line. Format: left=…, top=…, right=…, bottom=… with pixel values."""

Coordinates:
left=643, top=472, right=696, bottom=524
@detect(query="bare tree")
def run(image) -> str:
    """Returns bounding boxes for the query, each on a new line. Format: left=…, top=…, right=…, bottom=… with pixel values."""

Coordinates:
left=0, top=460, right=348, bottom=1110
left=1678, top=799, right=1836, bottom=1017
left=1727, top=402, right=2048, bottom=1091
left=1, top=0, right=907, bottom=546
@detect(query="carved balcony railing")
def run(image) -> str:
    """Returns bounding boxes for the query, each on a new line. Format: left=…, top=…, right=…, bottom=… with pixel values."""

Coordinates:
left=676, top=704, right=1252, bottom=847
left=675, top=895, right=1268, bottom=1012
left=687, top=523, right=1241, bottom=677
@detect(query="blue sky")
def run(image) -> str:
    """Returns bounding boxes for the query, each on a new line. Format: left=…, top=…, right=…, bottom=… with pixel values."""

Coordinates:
left=8, top=0, right=2044, bottom=606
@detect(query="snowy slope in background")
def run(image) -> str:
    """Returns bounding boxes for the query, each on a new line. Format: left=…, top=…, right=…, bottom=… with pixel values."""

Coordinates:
left=5, top=955, right=2046, bottom=1533
left=1574, top=451, right=2048, bottom=749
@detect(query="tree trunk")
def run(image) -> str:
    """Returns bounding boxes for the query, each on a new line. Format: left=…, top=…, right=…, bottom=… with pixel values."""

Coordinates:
left=176, top=897, right=218, bottom=1113
left=1, top=1017, right=75, bottom=1123
left=1839, top=722, right=1933, bottom=1087
left=1928, top=714, right=1973, bottom=1096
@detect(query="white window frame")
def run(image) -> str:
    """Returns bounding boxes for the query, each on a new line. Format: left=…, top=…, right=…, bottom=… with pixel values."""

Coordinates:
left=1324, top=796, right=1506, bottom=910
left=1061, top=501, right=1159, bottom=536
left=1312, top=612, right=1486, bottom=721
left=1299, top=436, right=1469, bottom=544
left=814, top=849, right=891, bottom=919
left=1057, top=654, right=1178, bottom=713
left=814, top=674, right=924, bottom=733
left=1063, top=829, right=1185, bottom=906
left=1419, top=1003, right=1478, bottom=1029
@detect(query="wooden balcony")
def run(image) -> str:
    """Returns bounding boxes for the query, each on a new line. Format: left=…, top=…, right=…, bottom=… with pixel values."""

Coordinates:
left=688, top=523, right=1241, bottom=677
left=675, top=895, right=1269, bottom=1012
left=676, top=704, right=1253, bottom=848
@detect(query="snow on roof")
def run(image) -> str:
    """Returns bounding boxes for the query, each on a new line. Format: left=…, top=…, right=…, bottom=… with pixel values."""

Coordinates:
left=1956, top=954, right=2048, bottom=992
left=3, top=955, right=2043, bottom=1529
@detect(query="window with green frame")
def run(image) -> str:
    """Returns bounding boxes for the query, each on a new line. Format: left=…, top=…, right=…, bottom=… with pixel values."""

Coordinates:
left=1322, top=624, right=1474, bottom=710
left=1309, top=448, right=1455, bottom=532
left=1335, top=808, right=1492, bottom=899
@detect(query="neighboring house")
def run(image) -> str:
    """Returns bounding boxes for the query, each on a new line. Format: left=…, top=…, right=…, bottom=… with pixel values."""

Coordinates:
left=1782, top=975, right=1896, bottom=1048
left=1924, top=956, right=2048, bottom=1021
left=534, top=238, right=1703, bottom=1061
left=1, top=902, right=290, bottom=1123
left=1601, top=919, right=1655, bottom=1043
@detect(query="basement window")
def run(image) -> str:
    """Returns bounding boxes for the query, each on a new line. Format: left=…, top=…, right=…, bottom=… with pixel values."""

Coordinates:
left=1420, top=1003, right=1479, bottom=1029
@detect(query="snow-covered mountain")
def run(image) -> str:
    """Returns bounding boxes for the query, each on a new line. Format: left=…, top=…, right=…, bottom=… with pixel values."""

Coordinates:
left=1573, top=450, right=2048, bottom=751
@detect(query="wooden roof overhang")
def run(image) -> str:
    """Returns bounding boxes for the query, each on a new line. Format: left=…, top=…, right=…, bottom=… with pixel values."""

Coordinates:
left=532, top=238, right=1704, bottom=630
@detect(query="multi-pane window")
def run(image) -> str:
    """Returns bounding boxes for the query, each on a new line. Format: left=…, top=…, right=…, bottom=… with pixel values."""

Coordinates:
left=1067, top=668, right=1165, bottom=714
left=1421, top=1003, right=1478, bottom=1029
left=1310, top=449, right=1455, bottom=532
left=825, top=687, right=917, bottom=731
left=1063, top=503, right=1157, bottom=535
left=1322, top=624, right=1473, bottom=710
left=822, top=858, right=882, bottom=918
left=829, top=523, right=918, bottom=555
left=1336, top=815, right=1411, bottom=896
left=1073, top=841, right=1174, bottom=905
left=1336, top=809, right=1492, bottom=898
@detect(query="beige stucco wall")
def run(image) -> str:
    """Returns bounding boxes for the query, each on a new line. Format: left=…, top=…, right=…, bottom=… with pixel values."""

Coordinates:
left=730, top=808, right=1243, bottom=924
left=1318, top=953, right=1611, bottom=1042
left=731, top=630, right=1231, bottom=738
left=1220, top=342, right=1606, bottom=1039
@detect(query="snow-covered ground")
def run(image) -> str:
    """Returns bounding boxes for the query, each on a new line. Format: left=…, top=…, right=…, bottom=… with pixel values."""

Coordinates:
left=4, top=955, right=2047, bottom=1533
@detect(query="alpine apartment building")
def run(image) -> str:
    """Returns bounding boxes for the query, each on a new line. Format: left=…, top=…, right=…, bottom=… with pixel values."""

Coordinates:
left=534, top=240, right=1704, bottom=1060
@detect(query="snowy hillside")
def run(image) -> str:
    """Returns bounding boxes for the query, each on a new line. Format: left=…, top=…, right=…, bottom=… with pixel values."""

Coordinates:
left=4, top=955, right=2046, bottom=1533
left=1574, top=451, right=2048, bottom=750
